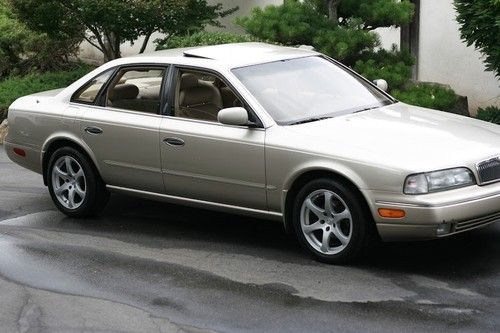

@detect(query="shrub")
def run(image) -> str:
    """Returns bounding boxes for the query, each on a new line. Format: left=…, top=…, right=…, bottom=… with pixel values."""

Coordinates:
left=455, top=0, right=500, bottom=77
left=0, top=64, right=92, bottom=119
left=0, top=1, right=80, bottom=77
left=156, top=31, right=259, bottom=50
left=354, top=47, right=414, bottom=91
left=236, top=0, right=331, bottom=46
left=477, top=106, right=500, bottom=124
left=392, top=83, right=458, bottom=112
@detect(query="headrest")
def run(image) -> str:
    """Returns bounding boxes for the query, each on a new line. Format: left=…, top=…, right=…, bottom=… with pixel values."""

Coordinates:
left=180, top=74, right=199, bottom=90
left=180, top=86, right=216, bottom=106
left=109, top=84, right=139, bottom=101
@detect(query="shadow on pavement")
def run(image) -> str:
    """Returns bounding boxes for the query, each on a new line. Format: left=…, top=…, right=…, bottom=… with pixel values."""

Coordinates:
left=59, top=192, right=500, bottom=281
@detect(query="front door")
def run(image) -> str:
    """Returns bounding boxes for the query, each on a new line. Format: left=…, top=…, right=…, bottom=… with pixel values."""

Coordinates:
left=159, top=67, right=267, bottom=210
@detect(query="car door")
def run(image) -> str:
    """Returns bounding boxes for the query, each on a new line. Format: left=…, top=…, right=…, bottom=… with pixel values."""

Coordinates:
left=159, top=67, right=267, bottom=210
left=74, top=65, right=169, bottom=193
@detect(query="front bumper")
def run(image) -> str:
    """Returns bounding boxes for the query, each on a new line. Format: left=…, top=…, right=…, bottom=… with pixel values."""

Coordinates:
left=363, top=182, right=500, bottom=241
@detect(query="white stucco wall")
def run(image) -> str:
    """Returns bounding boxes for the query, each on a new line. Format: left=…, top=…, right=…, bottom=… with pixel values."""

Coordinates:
left=417, top=0, right=499, bottom=111
left=375, top=27, right=401, bottom=51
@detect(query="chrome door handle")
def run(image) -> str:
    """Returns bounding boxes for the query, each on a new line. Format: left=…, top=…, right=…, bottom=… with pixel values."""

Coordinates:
left=163, top=137, right=185, bottom=146
left=84, top=126, right=103, bottom=135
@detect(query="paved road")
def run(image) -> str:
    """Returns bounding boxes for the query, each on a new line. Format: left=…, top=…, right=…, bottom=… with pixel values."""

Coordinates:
left=0, top=146, right=498, bottom=333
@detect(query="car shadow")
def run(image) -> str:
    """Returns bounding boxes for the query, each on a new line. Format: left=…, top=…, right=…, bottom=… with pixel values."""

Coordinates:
left=67, top=193, right=499, bottom=278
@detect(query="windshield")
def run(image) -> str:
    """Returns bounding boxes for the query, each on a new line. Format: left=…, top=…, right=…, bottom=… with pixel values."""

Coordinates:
left=232, top=56, right=394, bottom=125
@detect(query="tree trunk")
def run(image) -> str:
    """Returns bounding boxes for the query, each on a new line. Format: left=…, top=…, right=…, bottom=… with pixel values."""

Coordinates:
left=139, top=33, right=153, bottom=54
left=326, top=0, right=342, bottom=24
left=103, top=31, right=121, bottom=60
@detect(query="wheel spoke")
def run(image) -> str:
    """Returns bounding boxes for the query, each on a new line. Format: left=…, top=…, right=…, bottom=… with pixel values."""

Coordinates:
left=65, top=157, right=75, bottom=177
left=55, top=183, right=69, bottom=195
left=302, top=221, right=323, bottom=234
left=74, top=168, right=84, bottom=180
left=331, top=225, right=350, bottom=245
left=320, top=231, right=331, bottom=252
left=324, top=192, right=333, bottom=215
left=75, top=184, right=85, bottom=198
left=333, top=209, right=351, bottom=223
left=67, top=188, right=76, bottom=208
left=305, top=198, right=324, bottom=217
left=54, top=166, right=70, bottom=180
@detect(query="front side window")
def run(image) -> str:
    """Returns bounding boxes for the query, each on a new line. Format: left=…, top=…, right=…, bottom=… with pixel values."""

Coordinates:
left=72, top=69, right=113, bottom=104
left=232, top=56, right=394, bottom=125
left=105, top=67, right=166, bottom=114
left=173, top=69, right=244, bottom=122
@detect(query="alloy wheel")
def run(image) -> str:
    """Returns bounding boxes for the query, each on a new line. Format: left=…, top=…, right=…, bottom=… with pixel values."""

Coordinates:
left=300, top=189, right=353, bottom=255
left=51, top=156, right=87, bottom=209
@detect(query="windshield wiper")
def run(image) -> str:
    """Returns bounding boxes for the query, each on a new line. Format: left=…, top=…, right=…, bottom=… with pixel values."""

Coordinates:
left=289, top=116, right=332, bottom=125
left=353, top=106, right=381, bottom=114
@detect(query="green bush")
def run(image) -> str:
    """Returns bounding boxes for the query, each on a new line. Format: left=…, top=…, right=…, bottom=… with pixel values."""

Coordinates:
left=455, top=0, right=500, bottom=77
left=236, top=0, right=331, bottom=46
left=477, top=106, right=500, bottom=124
left=0, top=64, right=92, bottom=119
left=1, top=1, right=81, bottom=77
left=156, top=31, right=259, bottom=50
left=354, top=47, right=414, bottom=91
left=392, top=83, right=458, bottom=112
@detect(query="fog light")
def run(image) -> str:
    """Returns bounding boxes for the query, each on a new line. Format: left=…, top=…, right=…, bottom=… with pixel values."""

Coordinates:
left=436, top=223, right=452, bottom=236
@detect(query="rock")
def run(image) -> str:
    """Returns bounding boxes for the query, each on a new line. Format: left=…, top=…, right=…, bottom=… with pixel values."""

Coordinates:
left=448, top=95, right=470, bottom=117
left=0, top=119, right=8, bottom=145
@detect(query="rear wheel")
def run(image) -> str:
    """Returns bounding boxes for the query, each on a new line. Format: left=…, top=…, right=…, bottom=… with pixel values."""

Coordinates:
left=48, top=147, right=109, bottom=217
left=292, top=178, right=372, bottom=264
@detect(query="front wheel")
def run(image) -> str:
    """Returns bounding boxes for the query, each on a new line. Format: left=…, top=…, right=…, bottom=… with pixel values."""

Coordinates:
left=47, top=147, right=109, bottom=217
left=292, top=178, right=372, bottom=264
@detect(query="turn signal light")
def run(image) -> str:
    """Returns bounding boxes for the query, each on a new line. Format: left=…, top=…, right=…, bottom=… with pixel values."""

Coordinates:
left=13, top=148, right=26, bottom=157
left=378, top=208, right=406, bottom=218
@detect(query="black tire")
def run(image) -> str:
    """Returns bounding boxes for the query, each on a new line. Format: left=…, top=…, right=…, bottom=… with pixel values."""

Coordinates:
left=292, top=178, right=373, bottom=264
left=47, top=147, right=109, bottom=217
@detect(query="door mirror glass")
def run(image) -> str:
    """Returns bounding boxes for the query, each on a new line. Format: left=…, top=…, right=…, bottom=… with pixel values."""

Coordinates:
left=217, top=107, right=249, bottom=126
left=373, top=79, right=388, bottom=92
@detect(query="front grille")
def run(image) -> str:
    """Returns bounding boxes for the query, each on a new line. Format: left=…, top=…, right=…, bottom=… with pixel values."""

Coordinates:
left=454, top=211, right=500, bottom=232
left=477, top=156, right=500, bottom=184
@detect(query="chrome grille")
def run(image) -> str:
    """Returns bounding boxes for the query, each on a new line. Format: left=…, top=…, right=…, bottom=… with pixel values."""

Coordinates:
left=477, top=156, right=500, bottom=184
left=454, top=211, right=500, bottom=232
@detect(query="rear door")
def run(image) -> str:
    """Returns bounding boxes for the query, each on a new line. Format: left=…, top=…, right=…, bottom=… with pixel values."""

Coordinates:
left=73, top=65, right=169, bottom=193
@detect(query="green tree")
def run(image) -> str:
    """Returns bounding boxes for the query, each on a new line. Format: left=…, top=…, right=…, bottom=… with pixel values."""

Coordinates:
left=237, top=0, right=415, bottom=90
left=454, top=0, right=500, bottom=77
left=8, top=0, right=237, bottom=61
left=0, top=0, right=80, bottom=77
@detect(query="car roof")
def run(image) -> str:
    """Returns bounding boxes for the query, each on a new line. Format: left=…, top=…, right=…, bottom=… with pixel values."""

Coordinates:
left=125, top=42, right=319, bottom=69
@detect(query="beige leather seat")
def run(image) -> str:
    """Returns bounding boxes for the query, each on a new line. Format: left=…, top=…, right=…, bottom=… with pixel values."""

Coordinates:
left=178, top=74, right=222, bottom=121
left=109, top=84, right=160, bottom=114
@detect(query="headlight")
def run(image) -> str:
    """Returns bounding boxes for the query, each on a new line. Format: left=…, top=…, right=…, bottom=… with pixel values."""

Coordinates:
left=404, top=168, right=475, bottom=194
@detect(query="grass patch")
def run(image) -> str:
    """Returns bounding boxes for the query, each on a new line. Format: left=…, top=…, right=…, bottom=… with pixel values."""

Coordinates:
left=0, top=64, right=93, bottom=119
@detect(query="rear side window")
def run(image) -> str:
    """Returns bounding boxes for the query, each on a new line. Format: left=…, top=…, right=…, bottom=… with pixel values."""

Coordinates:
left=104, top=67, right=166, bottom=114
left=72, top=70, right=113, bottom=104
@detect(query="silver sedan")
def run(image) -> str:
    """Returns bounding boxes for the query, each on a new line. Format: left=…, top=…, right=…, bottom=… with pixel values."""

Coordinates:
left=4, top=43, right=500, bottom=263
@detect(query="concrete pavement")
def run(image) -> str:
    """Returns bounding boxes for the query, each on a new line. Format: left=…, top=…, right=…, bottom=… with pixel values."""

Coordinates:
left=0, top=146, right=498, bottom=332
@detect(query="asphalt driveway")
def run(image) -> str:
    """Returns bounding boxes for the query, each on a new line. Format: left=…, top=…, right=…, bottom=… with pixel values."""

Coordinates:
left=0, top=146, right=498, bottom=332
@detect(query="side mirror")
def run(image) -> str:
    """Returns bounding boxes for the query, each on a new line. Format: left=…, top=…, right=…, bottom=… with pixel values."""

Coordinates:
left=217, top=107, right=249, bottom=126
left=373, top=79, right=388, bottom=92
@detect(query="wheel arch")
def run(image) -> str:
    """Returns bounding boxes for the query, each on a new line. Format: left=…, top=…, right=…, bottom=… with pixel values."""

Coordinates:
left=41, top=134, right=101, bottom=186
left=282, top=168, right=376, bottom=235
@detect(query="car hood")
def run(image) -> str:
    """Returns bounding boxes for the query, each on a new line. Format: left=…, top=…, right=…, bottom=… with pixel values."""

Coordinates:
left=283, top=103, right=500, bottom=172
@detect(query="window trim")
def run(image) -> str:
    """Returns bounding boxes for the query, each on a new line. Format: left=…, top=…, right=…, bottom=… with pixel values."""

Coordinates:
left=95, top=64, right=171, bottom=116
left=70, top=68, right=118, bottom=105
left=168, top=65, right=264, bottom=128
